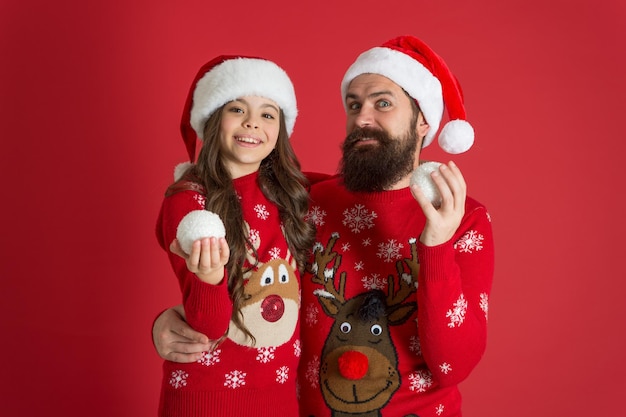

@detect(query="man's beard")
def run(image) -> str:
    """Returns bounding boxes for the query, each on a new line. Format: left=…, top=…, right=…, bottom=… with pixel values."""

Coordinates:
left=339, top=126, right=418, bottom=192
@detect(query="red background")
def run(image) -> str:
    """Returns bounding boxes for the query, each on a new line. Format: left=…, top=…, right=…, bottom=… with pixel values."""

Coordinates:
left=2, top=0, right=625, bottom=415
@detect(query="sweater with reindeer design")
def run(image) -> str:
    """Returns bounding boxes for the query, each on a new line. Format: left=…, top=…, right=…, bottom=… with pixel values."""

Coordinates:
left=299, top=176, right=494, bottom=417
left=156, top=171, right=302, bottom=417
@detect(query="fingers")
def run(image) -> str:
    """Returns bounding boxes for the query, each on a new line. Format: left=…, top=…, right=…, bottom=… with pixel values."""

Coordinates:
left=218, top=237, right=230, bottom=265
left=186, top=239, right=202, bottom=271
left=161, top=337, right=214, bottom=363
left=174, top=322, right=210, bottom=345
left=204, top=237, right=222, bottom=270
left=431, top=161, right=466, bottom=210
left=164, top=349, right=205, bottom=363
left=163, top=332, right=213, bottom=363
left=153, top=307, right=213, bottom=363
left=410, top=183, right=436, bottom=215
left=181, top=237, right=229, bottom=273
left=411, top=161, right=465, bottom=211
left=416, top=161, right=467, bottom=247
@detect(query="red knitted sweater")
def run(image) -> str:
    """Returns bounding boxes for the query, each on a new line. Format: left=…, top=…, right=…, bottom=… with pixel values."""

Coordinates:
left=156, top=172, right=301, bottom=417
left=298, top=176, right=494, bottom=417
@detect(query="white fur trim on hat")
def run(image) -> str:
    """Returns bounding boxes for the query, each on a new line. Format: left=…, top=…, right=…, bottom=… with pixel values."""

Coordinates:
left=190, top=58, right=297, bottom=140
left=341, top=47, right=443, bottom=148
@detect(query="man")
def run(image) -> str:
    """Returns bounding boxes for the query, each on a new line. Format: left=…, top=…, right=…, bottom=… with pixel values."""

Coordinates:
left=153, top=35, right=494, bottom=417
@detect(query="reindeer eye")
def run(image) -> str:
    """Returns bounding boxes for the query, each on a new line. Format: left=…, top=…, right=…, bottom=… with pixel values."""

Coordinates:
left=278, top=264, right=289, bottom=283
left=370, top=324, right=383, bottom=336
left=340, top=322, right=352, bottom=334
left=260, top=268, right=274, bottom=286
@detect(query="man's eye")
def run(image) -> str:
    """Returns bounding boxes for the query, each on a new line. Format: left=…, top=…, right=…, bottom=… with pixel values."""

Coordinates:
left=377, top=100, right=391, bottom=108
left=348, top=102, right=361, bottom=111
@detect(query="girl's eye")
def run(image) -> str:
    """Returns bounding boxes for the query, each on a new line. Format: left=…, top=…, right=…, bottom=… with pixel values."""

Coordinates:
left=229, top=106, right=244, bottom=113
left=262, top=113, right=275, bottom=119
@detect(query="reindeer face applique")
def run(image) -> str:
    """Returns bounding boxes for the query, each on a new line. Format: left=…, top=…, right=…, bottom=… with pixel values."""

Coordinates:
left=310, top=233, right=418, bottom=416
left=227, top=224, right=300, bottom=348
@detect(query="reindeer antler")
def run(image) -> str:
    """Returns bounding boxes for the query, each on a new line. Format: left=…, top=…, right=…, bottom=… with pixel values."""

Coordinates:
left=310, top=233, right=346, bottom=304
left=243, top=221, right=262, bottom=279
left=387, top=238, right=420, bottom=307
left=382, top=238, right=419, bottom=325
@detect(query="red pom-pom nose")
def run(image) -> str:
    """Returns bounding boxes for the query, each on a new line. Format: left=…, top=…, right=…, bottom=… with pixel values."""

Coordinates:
left=261, top=295, right=284, bottom=322
left=338, top=350, right=369, bottom=380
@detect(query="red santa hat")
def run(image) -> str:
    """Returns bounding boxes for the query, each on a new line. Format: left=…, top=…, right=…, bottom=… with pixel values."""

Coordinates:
left=340, top=35, right=474, bottom=154
left=180, top=55, right=298, bottom=163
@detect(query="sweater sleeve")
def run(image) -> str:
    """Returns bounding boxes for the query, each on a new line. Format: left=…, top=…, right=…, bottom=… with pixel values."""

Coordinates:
left=156, top=190, right=233, bottom=339
left=415, top=203, right=494, bottom=387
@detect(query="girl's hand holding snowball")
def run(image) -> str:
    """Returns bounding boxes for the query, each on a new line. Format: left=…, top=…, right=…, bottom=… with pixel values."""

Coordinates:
left=172, top=210, right=230, bottom=285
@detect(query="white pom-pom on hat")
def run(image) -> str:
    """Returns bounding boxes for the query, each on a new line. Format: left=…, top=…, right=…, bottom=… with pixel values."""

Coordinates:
left=176, top=210, right=226, bottom=255
left=439, top=120, right=474, bottom=154
left=341, top=35, right=474, bottom=154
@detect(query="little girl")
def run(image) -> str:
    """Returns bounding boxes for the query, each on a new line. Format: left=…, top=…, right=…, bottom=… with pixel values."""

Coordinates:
left=155, top=55, right=315, bottom=416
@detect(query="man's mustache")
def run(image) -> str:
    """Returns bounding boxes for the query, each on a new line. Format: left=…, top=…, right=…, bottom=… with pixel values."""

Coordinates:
left=345, top=127, right=391, bottom=147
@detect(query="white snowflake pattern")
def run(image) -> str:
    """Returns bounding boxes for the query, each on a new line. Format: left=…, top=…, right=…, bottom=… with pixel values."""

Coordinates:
left=197, top=349, right=221, bottom=366
left=361, top=273, right=385, bottom=290
left=193, top=194, right=206, bottom=208
left=248, top=228, right=260, bottom=246
left=341, top=242, right=351, bottom=252
left=408, top=369, right=433, bottom=393
left=276, top=366, right=290, bottom=384
left=409, top=335, right=422, bottom=356
left=269, top=246, right=281, bottom=259
left=439, top=362, right=452, bottom=374
left=446, top=294, right=468, bottom=328
left=256, top=347, right=276, bottom=363
left=377, top=239, right=404, bottom=262
left=480, top=292, right=489, bottom=321
left=362, top=238, right=372, bottom=247
left=224, top=370, right=246, bottom=389
left=436, top=404, right=445, bottom=415
left=306, top=206, right=327, bottom=226
left=354, top=261, right=364, bottom=271
left=454, top=230, right=484, bottom=253
left=305, top=303, right=319, bottom=326
left=169, top=370, right=188, bottom=389
left=293, top=340, right=301, bottom=357
left=254, top=204, right=270, bottom=220
left=342, top=204, right=377, bottom=233
left=306, top=356, right=320, bottom=388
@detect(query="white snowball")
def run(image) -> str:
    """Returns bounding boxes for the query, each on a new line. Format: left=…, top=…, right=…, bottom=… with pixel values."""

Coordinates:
left=176, top=210, right=226, bottom=254
left=410, top=161, right=442, bottom=206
